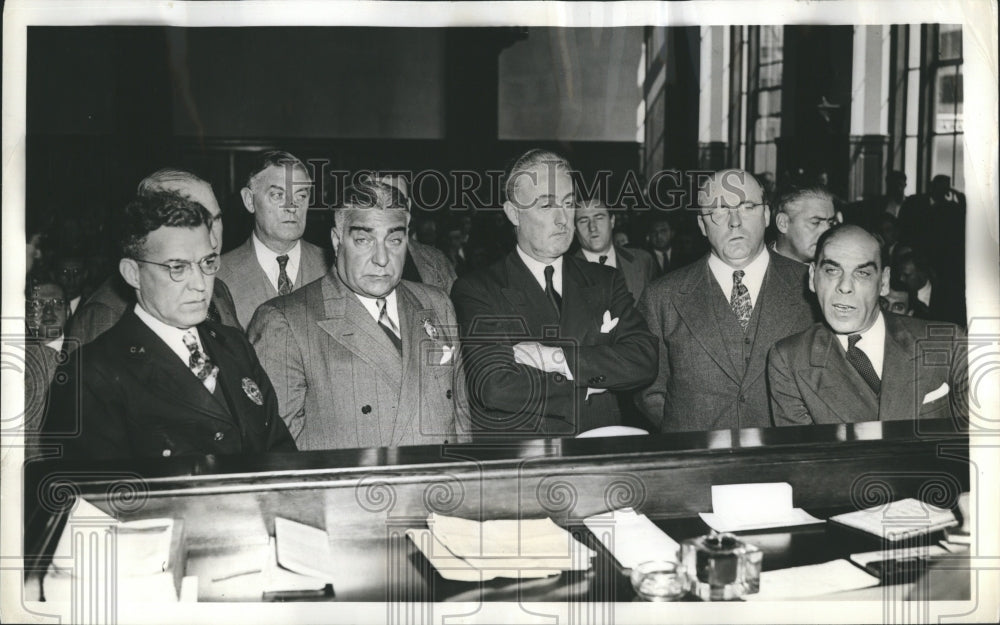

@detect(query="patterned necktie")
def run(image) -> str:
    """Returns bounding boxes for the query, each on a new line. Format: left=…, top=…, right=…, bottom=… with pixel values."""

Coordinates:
left=846, top=334, right=881, bottom=395
left=599, top=255, right=608, bottom=265
left=182, top=330, right=219, bottom=393
left=376, top=297, right=402, bottom=353
left=730, top=270, right=752, bottom=331
left=276, top=254, right=292, bottom=295
left=544, top=265, right=562, bottom=316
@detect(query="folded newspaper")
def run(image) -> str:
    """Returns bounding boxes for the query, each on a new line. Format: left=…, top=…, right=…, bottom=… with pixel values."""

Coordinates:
left=406, top=513, right=594, bottom=582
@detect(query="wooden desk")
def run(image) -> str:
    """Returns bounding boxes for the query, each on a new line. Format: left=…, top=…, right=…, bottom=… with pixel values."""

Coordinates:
left=24, top=419, right=970, bottom=603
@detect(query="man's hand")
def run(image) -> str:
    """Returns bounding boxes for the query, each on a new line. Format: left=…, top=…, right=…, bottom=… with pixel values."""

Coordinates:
left=513, top=342, right=573, bottom=380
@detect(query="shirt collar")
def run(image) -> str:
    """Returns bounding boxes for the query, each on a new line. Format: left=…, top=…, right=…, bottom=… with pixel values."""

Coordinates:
left=707, top=247, right=770, bottom=306
left=252, top=232, right=301, bottom=290
left=352, top=288, right=400, bottom=327
left=581, top=246, right=617, bottom=268
left=835, top=311, right=886, bottom=378
left=516, top=245, right=563, bottom=295
left=133, top=303, right=201, bottom=366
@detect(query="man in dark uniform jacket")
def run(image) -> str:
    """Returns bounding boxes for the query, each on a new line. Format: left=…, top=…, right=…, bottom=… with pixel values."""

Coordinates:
left=769, top=225, right=968, bottom=425
left=637, top=169, right=819, bottom=432
left=65, top=169, right=241, bottom=352
left=46, top=192, right=295, bottom=460
left=451, top=149, right=658, bottom=438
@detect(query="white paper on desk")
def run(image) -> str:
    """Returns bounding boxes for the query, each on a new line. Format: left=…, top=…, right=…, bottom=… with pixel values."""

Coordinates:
left=274, top=517, right=335, bottom=580
left=699, top=482, right=823, bottom=532
left=745, top=559, right=879, bottom=600
left=428, top=513, right=594, bottom=563
left=583, top=508, right=680, bottom=569
left=405, top=529, right=562, bottom=582
left=849, top=544, right=948, bottom=568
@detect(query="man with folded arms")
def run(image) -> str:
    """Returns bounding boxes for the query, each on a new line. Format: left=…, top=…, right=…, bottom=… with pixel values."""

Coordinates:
left=46, top=192, right=295, bottom=459
left=768, top=224, right=968, bottom=425
left=451, top=149, right=657, bottom=437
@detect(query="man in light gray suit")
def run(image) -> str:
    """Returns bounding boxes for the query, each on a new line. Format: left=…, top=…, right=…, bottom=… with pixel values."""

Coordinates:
left=637, top=169, right=819, bottom=432
left=248, top=178, right=469, bottom=450
left=217, top=150, right=329, bottom=327
left=573, top=198, right=657, bottom=303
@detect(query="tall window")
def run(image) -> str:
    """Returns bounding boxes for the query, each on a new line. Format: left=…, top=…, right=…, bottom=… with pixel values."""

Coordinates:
left=926, top=24, right=964, bottom=190
left=746, top=26, right=783, bottom=177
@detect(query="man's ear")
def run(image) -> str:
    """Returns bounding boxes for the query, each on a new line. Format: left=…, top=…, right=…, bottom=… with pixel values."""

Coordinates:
left=330, top=227, right=341, bottom=256
left=763, top=204, right=771, bottom=229
left=120, top=258, right=140, bottom=290
left=240, top=187, right=255, bottom=213
left=808, top=262, right=817, bottom=294
left=502, top=201, right=520, bottom=228
left=696, top=214, right=707, bottom=238
left=775, top=211, right=789, bottom=233
left=880, top=266, right=891, bottom=297
left=609, top=214, right=616, bottom=229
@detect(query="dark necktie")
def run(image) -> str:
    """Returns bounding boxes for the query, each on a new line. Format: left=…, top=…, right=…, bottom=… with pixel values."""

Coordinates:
left=544, top=265, right=561, bottom=316
left=846, top=333, right=881, bottom=394
left=730, top=270, right=752, bottom=331
left=183, top=330, right=219, bottom=393
left=206, top=299, right=220, bottom=323
left=376, top=297, right=402, bottom=354
left=599, top=255, right=608, bottom=265
left=276, top=254, right=292, bottom=295
left=402, top=250, right=423, bottom=283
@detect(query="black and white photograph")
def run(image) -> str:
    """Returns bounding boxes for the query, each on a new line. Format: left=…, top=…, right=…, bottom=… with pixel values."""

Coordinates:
left=2, top=1, right=998, bottom=623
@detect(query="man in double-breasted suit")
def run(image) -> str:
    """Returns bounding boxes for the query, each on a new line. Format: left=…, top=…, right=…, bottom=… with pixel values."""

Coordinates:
left=637, top=169, right=819, bottom=432
left=573, top=198, right=656, bottom=303
left=217, top=151, right=329, bottom=327
left=66, top=169, right=241, bottom=352
left=248, top=179, right=469, bottom=450
left=46, top=192, right=295, bottom=460
left=451, top=150, right=658, bottom=438
left=769, top=225, right=968, bottom=425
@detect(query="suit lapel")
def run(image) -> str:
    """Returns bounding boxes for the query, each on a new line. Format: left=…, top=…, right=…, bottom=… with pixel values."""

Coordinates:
left=561, top=258, right=602, bottom=341
left=743, top=257, right=808, bottom=386
left=674, top=258, right=740, bottom=383
left=314, top=274, right=403, bottom=389
left=119, top=312, right=235, bottom=426
left=389, top=284, right=438, bottom=446
left=502, top=251, right=560, bottom=333
left=878, top=315, right=918, bottom=420
left=807, top=325, right=879, bottom=422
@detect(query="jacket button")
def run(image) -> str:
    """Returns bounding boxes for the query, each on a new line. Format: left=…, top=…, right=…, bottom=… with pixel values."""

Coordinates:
left=214, top=431, right=225, bottom=441
left=162, top=449, right=171, bottom=457
left=446, top=390, right=452, bottom=399
left=744, top=337, right=751, bottom=345
left=739, top=395, right=746, bottom=403
left=362, top=405, right=372, bottom=414
left=553, top=374, right=564, bottom=383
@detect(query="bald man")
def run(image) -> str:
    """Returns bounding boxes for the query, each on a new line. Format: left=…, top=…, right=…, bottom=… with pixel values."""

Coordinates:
left=637, top=169, right=819, bottom=432
left=768, top=224, right=968, bottom=425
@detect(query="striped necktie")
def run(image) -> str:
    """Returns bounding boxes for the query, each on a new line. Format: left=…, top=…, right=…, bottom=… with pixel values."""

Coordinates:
left=846, top=334, right=881, bottom=394
left=376, top=297, right=402, bottom=353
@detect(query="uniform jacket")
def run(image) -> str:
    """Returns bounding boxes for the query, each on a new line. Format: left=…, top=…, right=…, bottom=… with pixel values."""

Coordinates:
left=45, top=310, right=295, bottom=460
left=216, top=236, right=329, bottom=327
left=637, top=251, right=818, bottom=432
left=64, top=274, right=240, bottom=353
left=450, top=251, right=658, bottom=437
left=247, top=273, right=470, bottom=450
left=409, top=240, right=458, bottom=294
left=574, top=245, right=657, bottom=304
left=768, top=314, right=969, bottom=425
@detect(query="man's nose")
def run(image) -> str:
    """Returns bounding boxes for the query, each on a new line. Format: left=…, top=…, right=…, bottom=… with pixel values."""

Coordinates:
left=836, top=274, right=854, bottom=293
left=372, top=242, right=389, bottom=267
left=727, top=208, right=743, bottom=228
left=188, top=265, right=208, bottom=291
left=553, top=207, right=569, bottom=226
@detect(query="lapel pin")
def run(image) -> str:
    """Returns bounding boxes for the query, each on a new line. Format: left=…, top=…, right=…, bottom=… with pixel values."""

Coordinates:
left=242, top=377, right=264, bottom=405
left=421, top=318, right=439, bottom=341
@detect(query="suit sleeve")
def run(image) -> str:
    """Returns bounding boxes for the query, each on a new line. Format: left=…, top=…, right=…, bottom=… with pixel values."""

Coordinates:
left=767, top=344, right=813, bottom=426
left=635, top=285, right=667, bottom=422
left=247, top=304, right=307, bottom=443
left=451, top=276, right=578, bottom=425
left=563, top=270, right=658, bottom=390
left=948, top=331, right=970, bottom=421
left=64, top=302, right=118, bottom=354
left=441, top=299, right=472, bottom=443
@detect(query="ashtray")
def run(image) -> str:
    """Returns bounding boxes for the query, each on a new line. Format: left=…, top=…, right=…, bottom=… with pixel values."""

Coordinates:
left=630, top=560, right=687, bottom=601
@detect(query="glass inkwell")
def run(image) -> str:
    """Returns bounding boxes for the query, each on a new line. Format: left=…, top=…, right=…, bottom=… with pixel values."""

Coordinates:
left=680, top=531, right=762, bottom=600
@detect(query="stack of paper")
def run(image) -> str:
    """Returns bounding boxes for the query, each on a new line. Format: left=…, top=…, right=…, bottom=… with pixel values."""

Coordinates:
left=406, top=513, right=594, bottom=582
left=583, top=507, right=680, bottom=568
left=699, top=483, right=823, bottom=532
left=830, top=498, right=957, bottom=541
left=745, top=560, right=880, bottom=600
left=263, top=518, right=337, bottom=593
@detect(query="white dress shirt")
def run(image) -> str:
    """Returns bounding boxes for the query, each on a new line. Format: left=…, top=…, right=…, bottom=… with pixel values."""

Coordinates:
left=517, top=246, right=563, bottom=295
left=707, top=248, right=770, bottom=307
left=917, top=281, right=933, bottom=307
left=68, top=296, right=81, bottom=315
left=353, top=289, right=401, bottom=337
left=252, top=233, right=301, bottom=292
left=835, top=311, right=886, bottom=378
left=582, top=247, right=618, bottom=268
left=134, top=304, right=205, bottom=368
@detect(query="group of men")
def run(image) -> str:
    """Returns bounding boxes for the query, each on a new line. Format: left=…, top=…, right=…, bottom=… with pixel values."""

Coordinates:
left=37, top=149, right=968, bottom=461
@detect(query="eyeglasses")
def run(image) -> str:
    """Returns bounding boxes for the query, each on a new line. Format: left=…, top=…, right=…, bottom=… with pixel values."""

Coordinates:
left=701, top=202, right=766, bottom=225
left=134, top=253, right=220, bottom=282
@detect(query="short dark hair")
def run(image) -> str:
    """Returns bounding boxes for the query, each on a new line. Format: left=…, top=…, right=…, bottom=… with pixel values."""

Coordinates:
left=334, top=176, right=408, bottom=230
left=774, top=185, right=834, bottom=216
left=504, top=148, right=572, bottom=205
left=245, top=150, right=309, bottom=188
left=119, top=191, right=213, bottom=259
left=814, top=223, right=888, bottom=269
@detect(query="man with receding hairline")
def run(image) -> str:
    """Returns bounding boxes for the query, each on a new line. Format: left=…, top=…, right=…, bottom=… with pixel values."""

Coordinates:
left=768, top=224, right=968, bottom=425
left=637, top=169, right=818, bottom=432
left=771, top=186, right=840, bottom=264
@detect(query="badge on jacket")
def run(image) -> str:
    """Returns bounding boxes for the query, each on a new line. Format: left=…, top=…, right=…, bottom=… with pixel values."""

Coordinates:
left=242, top=377, right=264, bottom=405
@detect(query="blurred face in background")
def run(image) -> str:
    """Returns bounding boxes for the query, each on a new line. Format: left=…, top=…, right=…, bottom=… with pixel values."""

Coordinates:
left=775, top=194, right=838, bottom=262
left=27, top=282, right=68, bottom=339
left=880, top=288, right=913, bottom=316
left=574, top=201, right=614, bottom=254
left=649, top=219, right=674, bottom=251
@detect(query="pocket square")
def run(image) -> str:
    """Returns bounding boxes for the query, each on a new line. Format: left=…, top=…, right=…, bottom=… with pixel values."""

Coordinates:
left=600, top=310, right=619, bottom=333
left=922, top=382, right=949, bottom=404
left=439, top=345, right=455, bottom=366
